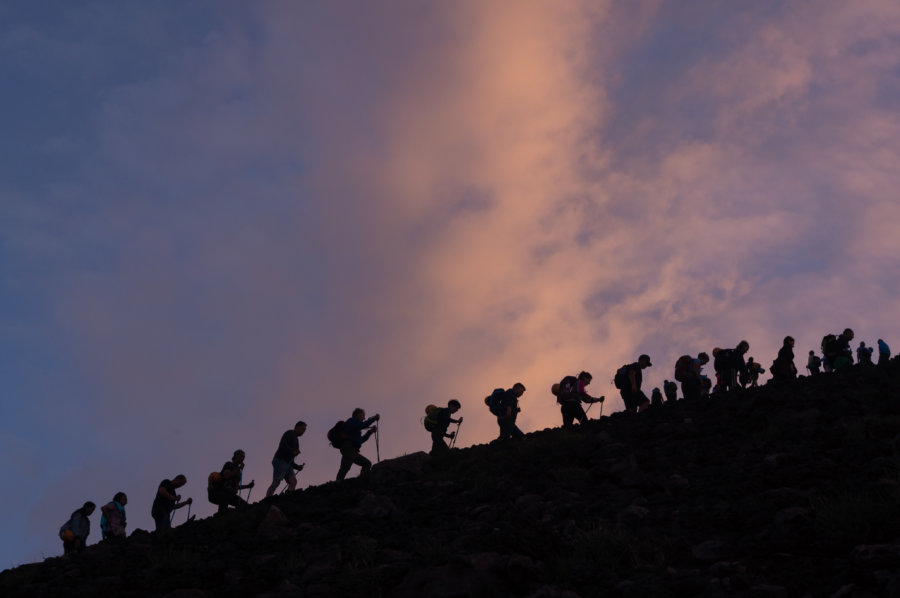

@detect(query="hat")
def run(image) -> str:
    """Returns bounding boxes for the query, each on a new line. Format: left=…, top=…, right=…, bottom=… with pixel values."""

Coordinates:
left=639, top=354, right=652, bottom=366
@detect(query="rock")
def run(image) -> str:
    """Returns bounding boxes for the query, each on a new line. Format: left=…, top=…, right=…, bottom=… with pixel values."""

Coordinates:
left=351, top=492, right=399, bottom=518
left=257, top=506, right=291, bottom=539
left=691, top=540, right=724, bottom=562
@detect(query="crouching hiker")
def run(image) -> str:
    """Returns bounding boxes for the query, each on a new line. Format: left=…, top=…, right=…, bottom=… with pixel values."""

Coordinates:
left=425, top=400, right=463, bottom=455
left=100, top=492, right=127, bottom=540
left=151, top=475, right=192, bottom=532
left=266, top=421, right=307, bottom=497
left=59, top=501, right=95, bottom=554
left=210, top=450, right=255, bottom=512
left=333, top=409, right=380, bottom=481
left=614, top=355, right=652, bottom=413
left=554, top=372, right=604, bottom=428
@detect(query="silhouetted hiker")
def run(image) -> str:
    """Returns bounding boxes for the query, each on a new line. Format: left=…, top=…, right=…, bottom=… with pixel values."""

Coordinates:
left=615, top=354, right=651, bottom=413
left=857, top=341, right=874, bottom=365
left=822, top=328, right=854, bottom=372
left=554, top=371, right=604, bottom=428
left=334, top=409, right=380, bottom=480
left=266, top=421, right=307, bottom=497
left=210, top=450, right=254, bottom=512
left=151, top=475, right=191, bottom=532
left=663, top=380, right=678, bottom=402
left=878, top=339, right=891, bottom=365
left=488, top=382, right=526, bottom=441
left=651, top=387, right=663, bottom=407
left=59, top=501, right=95, bottom=555
left=425, top=400, right=463, bottom=455
left=100, top=492, right=127, bottom=540
left=674, top=352, right=708, bottom=401
left=744, top=357, right=765, bottom=387
left=716, top=341, right=749, bottom=392
left=771, top=336, right=797, bottom=382
left=807, top=350, right=821, bottom=375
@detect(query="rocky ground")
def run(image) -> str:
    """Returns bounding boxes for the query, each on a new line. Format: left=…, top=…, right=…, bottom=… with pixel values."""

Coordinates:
left=4, top=360, right=900, bottom=597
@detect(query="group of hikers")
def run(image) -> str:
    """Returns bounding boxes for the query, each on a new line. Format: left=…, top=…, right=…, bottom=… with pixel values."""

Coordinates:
left=58, top=328, right=892, bottom=555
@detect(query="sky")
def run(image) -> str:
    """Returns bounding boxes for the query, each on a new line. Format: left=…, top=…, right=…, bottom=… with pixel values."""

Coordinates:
left=2, top=0, right=900, bottom=570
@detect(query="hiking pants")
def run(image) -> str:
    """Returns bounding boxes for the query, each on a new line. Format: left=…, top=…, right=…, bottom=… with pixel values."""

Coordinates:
left=681, top=377, right=700, bottom=401
left=560, top=402, right=588, bottom=428
left=216, top=491, right=249, bottom=513
left=337, top=445, right=371, bottom=480
left=879, top=353, right=889, bottom=366
left=152, top=508, right=171, bottom=533
left=430, top=428, right=450, bottom=455
left=497, top=416, right=524, bottom=441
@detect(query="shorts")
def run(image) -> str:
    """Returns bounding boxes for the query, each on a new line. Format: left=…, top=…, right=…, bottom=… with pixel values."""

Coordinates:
left=271, top=458, right=296, bottom=483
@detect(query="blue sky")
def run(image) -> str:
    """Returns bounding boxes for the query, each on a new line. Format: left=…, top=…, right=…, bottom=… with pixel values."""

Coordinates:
left=2, top=0, right=900, bottom=570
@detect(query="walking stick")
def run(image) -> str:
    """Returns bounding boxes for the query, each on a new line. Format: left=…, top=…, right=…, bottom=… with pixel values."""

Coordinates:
left=245, top=485, right=253, bottom=504
left=449, top=420, right=462, bottom=449
left=375, top=423, right=381, bottom=463
left=186, top=502, right=191, bottom=521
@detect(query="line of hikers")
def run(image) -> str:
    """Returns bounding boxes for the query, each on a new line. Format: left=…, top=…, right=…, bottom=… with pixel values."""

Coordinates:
left=58, top=329, right=892, bottom=555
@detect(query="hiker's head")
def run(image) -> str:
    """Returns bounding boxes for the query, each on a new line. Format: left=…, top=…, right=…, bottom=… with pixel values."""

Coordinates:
left=784, top=336, right=794, bottom=346
left=638, top=354, right=652, bottom=368
left=577, top=371, right=592, bottom=383
left=233, top=449, right=246, bottom=463
left=698, top=352, right=710, bottom=364
left=737, top=341, right=750, bottom=353
left=294, top=421, right=308, bottom=435
left=448, top=399, right=461, bottom=412
left=859, top=341, right=866, bottom=347
left=352, top=408, right=366, bottom=420
left=113, top=492, right=127, bottom=506
left=173, top=474, right=187, bottom=487
left=843, top=328, right=854, bottom=339
left=82, top=501, right=96, bottom=515
left=810, top=350, right=815, bottom=355
left=512, top=382, right=526, bottom=396
left=748, top=357, right=755, bottom=363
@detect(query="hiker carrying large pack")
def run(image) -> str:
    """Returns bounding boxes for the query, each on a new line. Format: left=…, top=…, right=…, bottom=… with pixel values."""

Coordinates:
left=617, top=355, right=652, bottom=413
left=425, top=400, right=463, bottom=455
left=59, top=502, right=95, bottom=555
left=490, top=383, right=526, bottom=442
left=554, top=371, right=604, bottom=428
left=335, top=409, right=380, bottom=481
left=770, top=336, right=797, bottom=382
left=714, top=342, right=749, bottom=392
left=822, top=329, right=854, bottom=372
left=209, top=449, right=254, bottom=512
left=674, top=352, right=708, bottom=401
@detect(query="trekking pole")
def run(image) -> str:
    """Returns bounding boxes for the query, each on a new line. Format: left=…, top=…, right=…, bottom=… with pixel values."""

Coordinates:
left=375, top=424, right=381, bottom=463
left=246, top=484, right=253, bottom=504
left=186, top=502, right=191, bottom=522
left=449, top=420, right=462, bottom=449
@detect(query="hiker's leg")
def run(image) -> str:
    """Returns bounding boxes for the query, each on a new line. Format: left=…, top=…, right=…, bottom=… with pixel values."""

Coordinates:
left=337, top=446, right=356, bottom=480
left=355, top=453, right=372, bottom=477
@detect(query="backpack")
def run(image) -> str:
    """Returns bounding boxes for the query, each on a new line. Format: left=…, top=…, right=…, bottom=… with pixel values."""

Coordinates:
left=327, top=420, right=346, bottom=448
left=822, top=334, right=838, bottom=358
left=613, top=366, right=629, bottom=390
left=484, top=388, right=505, bottom=416
left=713, top=349, right=734, bottom=373
left=674, top=355, right=692, bottom=382
left=557, top=375, right=578, bottom=403
left=424, top=404, right=440, bottom=431
left=207, top=471, right=222, bottom=489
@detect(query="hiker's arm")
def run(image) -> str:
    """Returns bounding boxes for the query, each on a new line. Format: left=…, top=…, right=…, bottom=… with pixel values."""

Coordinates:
left=176, top=498, right=192, bottom=509
left=629, top=370, right=638, bottom=391
left=157, top=485, right=179, bottom=502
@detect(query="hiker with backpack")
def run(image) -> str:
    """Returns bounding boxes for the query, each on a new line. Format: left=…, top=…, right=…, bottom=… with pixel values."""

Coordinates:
left=424, top=400, right=463, bottom=455
left=209, top=450, right=255, bottom=512
left=100, top=492, right=127, bottom=540
left=715, top=341, right=749, bottom=392
left=335, top=409, right=380, bottom=480
left=486, top=382, right=526, bottom=441
left=674, top=352, right=708, bottom=401
left=771, top=336, right=797, bottom=383
left=265, top=421, right=307, bottom=497
left=553, top=372, right=604, bottom=428
left=151, top=474, right=192, bottom=532
left=878, top=339, right=891, bottom=366
left=59, top=501, right=95, bottom=554
left=823, top=329, right=854, bottom=372
left=857, top=341, right=874, bottom=365
left=807, top=350, right=822, bottom=375
left=744, top=357, right=765, bottom=387
left=615, top=354, right=652, bottom=413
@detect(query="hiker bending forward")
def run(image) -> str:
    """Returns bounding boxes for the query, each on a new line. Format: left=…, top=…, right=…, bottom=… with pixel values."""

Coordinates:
left=60, top=501, right=95, bottom=554
left=431, top=400, right=462, bottom=455
left=336, top=409, right=380, bottom=481
left=151, top=474, right=191, bottom=532
left=214, top=449, right=254, bottom=512
left=557, top=372, right=604, bottom=428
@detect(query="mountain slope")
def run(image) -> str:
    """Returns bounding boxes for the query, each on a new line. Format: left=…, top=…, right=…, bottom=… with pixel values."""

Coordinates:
left=4, top=361, right=900, bottom=597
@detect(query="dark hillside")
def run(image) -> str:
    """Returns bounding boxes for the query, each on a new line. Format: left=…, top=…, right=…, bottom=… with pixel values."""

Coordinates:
left=4, top=361, right=900, bottom=597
